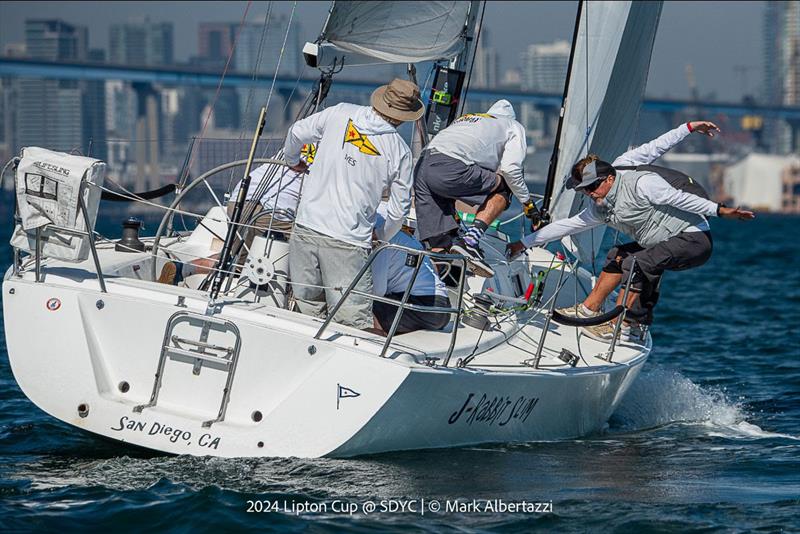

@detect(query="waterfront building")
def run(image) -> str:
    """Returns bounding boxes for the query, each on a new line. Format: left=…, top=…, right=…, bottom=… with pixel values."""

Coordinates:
left=109, top=18, right=174, bottom=67
left=16, top=20, right=87, bottom=156
left=723, top=153, right=800, bottom=211
left=519, top=40, right=569, bottom=140
left=762, top=1, right=800, bottom=153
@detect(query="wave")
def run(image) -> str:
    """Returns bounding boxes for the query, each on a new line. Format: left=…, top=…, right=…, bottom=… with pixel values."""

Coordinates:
left=610, top=366, right=799, bottom=440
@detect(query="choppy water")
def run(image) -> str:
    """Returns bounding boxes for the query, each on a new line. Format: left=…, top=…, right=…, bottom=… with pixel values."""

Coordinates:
left=1, top=212, right=799, bottom=532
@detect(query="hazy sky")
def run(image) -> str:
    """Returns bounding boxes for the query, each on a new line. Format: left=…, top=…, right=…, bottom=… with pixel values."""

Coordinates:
left=0, top=1, right=764, bottom=101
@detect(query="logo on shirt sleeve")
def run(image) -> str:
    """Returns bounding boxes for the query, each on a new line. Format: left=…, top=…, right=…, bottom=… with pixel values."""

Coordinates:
left=300, top=143, right=316, bottom=164
left=342, top=119, right=381, bottom=156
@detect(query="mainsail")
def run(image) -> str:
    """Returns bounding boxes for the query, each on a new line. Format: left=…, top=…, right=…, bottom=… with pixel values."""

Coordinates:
left=544, top=0, right=663, bottom=267
left=314, top=1, right=472, bottom=65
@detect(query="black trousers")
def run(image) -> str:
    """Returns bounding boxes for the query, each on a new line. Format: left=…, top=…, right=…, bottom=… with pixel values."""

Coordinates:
left=373, top=294, right=451, bottom=334
left=602, top=230, right=713, bottom=325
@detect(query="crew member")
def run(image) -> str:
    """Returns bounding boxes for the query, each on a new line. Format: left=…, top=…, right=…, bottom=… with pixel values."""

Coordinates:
left=507, top=121, right=755, bottom=341
left=414, top=99, right=535, bottom=278
left=157, top=151, right=309, bottom=286
left=371, top=204, right=450, bottom=335
left=285, top=79, right=423, bottom=329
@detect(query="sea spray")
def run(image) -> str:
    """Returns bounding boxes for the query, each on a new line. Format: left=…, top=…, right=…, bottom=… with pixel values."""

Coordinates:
left=610, top=365, right=744, bottom=431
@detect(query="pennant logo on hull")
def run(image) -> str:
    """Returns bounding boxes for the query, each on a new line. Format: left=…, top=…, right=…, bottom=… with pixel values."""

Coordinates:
left=337, top=383, right=361, bottom=409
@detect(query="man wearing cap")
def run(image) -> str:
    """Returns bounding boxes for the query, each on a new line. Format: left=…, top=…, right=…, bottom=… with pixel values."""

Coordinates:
left=414, top=99, right=534, bottom=278
left=506, top=121, right=755, bottom=341
left=284, top=79, right=424, bottom=329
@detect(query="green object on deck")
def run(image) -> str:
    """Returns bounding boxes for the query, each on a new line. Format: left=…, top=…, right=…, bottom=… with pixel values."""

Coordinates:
left=458, top=211, right=500, bottom=230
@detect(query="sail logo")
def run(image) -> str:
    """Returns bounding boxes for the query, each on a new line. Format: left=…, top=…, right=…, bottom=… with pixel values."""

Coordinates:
left=337, top=383, right=361, bottom=409
left=342, top=119, right=381, bottom=156
left=46, top=298, right=61, bottom=311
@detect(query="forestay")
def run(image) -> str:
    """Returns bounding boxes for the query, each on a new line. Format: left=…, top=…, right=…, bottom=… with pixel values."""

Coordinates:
left=547, top=1, right=663, bottom=267
left=321, top=1, right=472, bottom=64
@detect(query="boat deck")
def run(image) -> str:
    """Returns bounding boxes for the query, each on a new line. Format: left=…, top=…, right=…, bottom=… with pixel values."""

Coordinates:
left=8, top=236, right=649, bottom=375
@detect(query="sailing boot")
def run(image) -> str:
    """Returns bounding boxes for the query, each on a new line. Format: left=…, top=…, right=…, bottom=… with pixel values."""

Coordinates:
left=556, top=303, right=599, bottom=319
left=450, top=237, right=495, bottom=278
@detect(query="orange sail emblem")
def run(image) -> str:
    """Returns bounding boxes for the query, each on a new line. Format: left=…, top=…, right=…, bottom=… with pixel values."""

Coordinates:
left=342, top=119, right=381, bottom=156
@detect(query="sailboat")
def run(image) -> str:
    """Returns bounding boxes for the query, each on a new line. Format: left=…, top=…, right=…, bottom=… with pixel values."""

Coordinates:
left=2, top=1, right=663, bottom=458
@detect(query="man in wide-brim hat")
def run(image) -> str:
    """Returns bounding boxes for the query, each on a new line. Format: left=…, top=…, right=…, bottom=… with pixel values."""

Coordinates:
left=284, top=78, right=424, bottom=330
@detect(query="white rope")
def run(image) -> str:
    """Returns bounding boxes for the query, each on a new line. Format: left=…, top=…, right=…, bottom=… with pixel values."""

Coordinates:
left=258, top=1, right=297, bottom=138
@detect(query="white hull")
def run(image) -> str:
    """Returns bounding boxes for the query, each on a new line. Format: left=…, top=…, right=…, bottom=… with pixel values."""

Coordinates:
left=3, top=236, right=649, bottom=458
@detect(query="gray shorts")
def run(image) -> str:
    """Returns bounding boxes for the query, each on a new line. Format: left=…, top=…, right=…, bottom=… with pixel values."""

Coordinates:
left=414, top=151, right=499, bottom=247
left=289, top=225, right=373, bottom=329
left=373, top=294, right=451, bottom=334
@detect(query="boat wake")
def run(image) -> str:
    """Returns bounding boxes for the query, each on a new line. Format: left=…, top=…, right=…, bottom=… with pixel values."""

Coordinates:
left=610, top=366, right=798, bottom=440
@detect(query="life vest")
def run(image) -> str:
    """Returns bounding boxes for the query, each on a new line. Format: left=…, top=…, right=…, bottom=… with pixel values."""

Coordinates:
left=615, top=164, right=710, bottom=200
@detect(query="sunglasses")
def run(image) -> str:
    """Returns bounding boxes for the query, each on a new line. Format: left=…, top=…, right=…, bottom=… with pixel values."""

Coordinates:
left=580, top=176, right=606, bottom=193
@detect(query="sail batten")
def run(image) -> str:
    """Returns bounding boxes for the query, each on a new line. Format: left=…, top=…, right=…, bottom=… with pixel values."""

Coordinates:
left=320, top=1, right=472, bottom=64
left=546, top=0, right=663, bottom=266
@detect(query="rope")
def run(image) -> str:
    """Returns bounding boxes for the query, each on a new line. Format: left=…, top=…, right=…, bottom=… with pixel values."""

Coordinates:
left=181, top=0, right=254, bottom=187
left=227, top=1, right=275, bottom=193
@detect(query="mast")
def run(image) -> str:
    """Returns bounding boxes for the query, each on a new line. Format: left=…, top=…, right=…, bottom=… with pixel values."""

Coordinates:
left=452, top=0, right=484, bottom=117
left=540, top=0, right=584, bottom=221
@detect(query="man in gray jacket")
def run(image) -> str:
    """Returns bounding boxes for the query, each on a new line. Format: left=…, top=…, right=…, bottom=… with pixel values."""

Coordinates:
left=507, top=121, right=755, bottom=341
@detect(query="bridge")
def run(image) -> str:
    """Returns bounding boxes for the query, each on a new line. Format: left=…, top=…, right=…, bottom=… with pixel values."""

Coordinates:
left=3, top=57, right=800, bottom=121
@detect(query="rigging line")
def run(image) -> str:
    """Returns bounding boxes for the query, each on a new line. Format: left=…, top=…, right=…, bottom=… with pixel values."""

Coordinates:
left=232, top=2, right=300, bottom=228
left=458, top=1, right=487, bottom=115
left=181, top=0, right=254, bottom=188
left=228, top=1, right=276, bottom=193
left=584, top=0, right=590, bottom=156
left=584, top=1, right=598, bottom=277
left=541, top=0, right=585, bottom=217
left=259, top=1, right=297, bottom=128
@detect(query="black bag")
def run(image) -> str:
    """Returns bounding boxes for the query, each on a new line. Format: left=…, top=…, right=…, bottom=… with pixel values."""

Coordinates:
left=615, top=164, right=709, bottom=200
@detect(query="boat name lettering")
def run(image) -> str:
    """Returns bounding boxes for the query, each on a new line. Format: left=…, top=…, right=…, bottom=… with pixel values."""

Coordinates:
left=110, top=415, right=221, bottom=449
left=448, top=393, right=539, bottom=426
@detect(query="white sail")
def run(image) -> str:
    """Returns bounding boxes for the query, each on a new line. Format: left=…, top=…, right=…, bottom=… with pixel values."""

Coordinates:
left=547, top=0, right=663, bottom=268
left=320, top=1, right=472, bottom=64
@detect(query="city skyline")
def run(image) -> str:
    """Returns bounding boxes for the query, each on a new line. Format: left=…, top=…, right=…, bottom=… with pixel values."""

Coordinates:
left=1, top=1, right=763, bottom=102
left=1, top=0, right=797, bottom=212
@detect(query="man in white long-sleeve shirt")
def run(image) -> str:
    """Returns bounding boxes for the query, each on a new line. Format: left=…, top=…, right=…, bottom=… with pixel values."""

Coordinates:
left=414, top=100, right=534, bottom=278
left=507, top=121, right=755, bottom=341
left=284, top=79, right=423, bottom=329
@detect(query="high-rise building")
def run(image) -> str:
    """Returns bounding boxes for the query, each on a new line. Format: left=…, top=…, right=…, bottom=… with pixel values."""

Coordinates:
left=198, top=23, right=239, bottom=69
left=194, top=23, right=241, bottom=130
left=235, top=15, right=301, bottom=77
left=105, top=80, right=136, bottom=176
left=16, top=20, right=87, bottom=154
left=762, top=1, right=800, bottom=153
left=108, top=19, right=174, bottom=187
left=109, top=18, right=174, bottom=67
left=234, top=15, right=302, bottom=133
left=520, top=40, right=570, bottom=94
left=519, top=40, right=570, bottom=140
left=472, top=28, right=499, bottom=90
left=83, top=48, right=107, bottom=161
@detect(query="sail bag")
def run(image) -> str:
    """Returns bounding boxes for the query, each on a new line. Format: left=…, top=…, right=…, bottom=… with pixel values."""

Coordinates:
left=11, top=147, right=106, bottom=262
